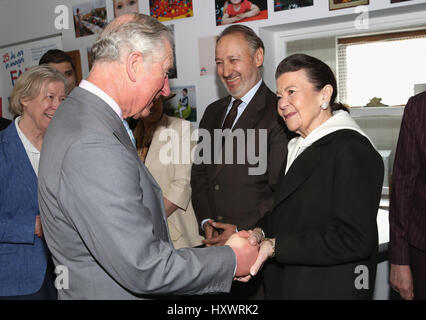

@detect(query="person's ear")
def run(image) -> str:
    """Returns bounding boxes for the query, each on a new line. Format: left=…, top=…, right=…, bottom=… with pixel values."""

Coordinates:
left=126, top=51, right=143, bottom=83
left=19, top=98, right=29, bottom=109
left=254, top=47, right=264, bottom=68
left=321, top=84, right=333, bottom=104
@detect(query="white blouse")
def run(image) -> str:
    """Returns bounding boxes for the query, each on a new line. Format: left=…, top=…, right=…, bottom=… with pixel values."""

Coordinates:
left=15, top=116, right=40, bottom=177
left=285, top=110, right=375, bottom=175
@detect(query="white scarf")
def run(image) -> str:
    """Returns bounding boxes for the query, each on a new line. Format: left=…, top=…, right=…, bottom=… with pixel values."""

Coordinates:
left=285, top=110, right=376, bottom=175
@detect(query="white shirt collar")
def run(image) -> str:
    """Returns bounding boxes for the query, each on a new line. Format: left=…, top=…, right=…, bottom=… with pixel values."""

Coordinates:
left=79, top=80, right=123, bottom=120
left=14, top=116, right=39, bottom=154
left=285, top=110, right=375, bottom=174
left=231, top=79, right=262, bottom=105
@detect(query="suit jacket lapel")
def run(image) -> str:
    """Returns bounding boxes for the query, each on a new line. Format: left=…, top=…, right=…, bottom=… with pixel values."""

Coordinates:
left=272, top=136, right=332, bottom=210
left=232, top=82, right=268, bottom=131
left=71, top=87, right=137, bottom=153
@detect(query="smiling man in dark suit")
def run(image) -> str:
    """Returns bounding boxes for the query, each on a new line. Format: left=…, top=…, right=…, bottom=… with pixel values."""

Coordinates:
left=191, top=25, right=289, bottom=299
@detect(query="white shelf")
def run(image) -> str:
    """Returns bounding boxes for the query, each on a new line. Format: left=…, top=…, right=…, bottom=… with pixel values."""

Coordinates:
left=349, top=106, right=405, bottom=118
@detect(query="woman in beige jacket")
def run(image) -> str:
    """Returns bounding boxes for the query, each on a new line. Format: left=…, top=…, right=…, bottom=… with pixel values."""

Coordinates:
left=133, top=97, right=203, bottom=249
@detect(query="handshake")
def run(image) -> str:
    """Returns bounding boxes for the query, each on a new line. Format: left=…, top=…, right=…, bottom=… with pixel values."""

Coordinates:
left=202, top=220, right=275, bottom=281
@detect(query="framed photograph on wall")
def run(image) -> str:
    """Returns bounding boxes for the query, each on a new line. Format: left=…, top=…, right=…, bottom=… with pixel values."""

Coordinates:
left=113, top=0, right=140, bottom=18
left=215, top=0, right=268, bottom=26
left=73, top=0, right=107, bottom=38
left=274, top=0, right=314, bottom=12
left=329, top=0, right=369, bottom=11
left=163, top=85, right=197, bottom=122
left=390, top=0, right=412, bottom=3
left=150, top=0, right=193, bottom=22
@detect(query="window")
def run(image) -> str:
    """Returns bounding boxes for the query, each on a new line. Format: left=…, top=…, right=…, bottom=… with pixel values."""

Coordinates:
left=337, top=29, right=426, bottom=107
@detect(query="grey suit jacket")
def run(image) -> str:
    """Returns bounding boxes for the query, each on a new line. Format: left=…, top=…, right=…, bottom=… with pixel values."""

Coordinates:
left=38, top=87, right=235, bottom=299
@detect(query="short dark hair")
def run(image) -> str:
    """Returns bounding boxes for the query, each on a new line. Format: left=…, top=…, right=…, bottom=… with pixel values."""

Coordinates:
left=275, top=53, right=348, bottom=112
left=39, top=49, right=76, bottom=72
left=217, top=24, right=265, bottom=56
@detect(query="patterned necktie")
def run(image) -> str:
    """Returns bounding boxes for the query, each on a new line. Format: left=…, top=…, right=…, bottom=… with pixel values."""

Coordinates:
left=122, top=119, right=136, bottom=148
left=222, top=99, right=243, bottom=130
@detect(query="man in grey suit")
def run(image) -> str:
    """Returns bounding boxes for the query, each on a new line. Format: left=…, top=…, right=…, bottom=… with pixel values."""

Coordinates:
left=38, top=13, right=258, bottom=300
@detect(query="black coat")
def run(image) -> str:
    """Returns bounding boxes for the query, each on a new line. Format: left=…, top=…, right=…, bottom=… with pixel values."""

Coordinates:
left=257, top=129, right=384, bottom=299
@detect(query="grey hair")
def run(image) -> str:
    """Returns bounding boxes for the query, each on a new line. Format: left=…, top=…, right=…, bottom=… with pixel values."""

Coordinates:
left=217, top=24, right=265, bottom=57
left=91, top=13, right=174, bottom=65
left=9, top=65, right=69, bottom=116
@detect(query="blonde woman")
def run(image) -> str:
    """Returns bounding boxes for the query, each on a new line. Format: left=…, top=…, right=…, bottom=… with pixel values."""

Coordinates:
left=0, top=65, right=68, bottom=299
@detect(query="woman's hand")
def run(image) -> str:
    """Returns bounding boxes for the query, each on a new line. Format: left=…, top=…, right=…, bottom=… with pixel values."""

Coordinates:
left=35, top=215, right=43, bottom=238
left=235, top=236, right=275, bottom=283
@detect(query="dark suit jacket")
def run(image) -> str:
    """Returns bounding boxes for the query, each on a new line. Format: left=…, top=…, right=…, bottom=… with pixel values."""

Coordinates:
left=256, top=130, right=383, bottom=299
left=0, top=117, right=11, bottom=131
left=0, top=122, right=51, bottom=296
left=390, top=91, right=426, bottom=265
left=191, top=82, right=289, bottom=230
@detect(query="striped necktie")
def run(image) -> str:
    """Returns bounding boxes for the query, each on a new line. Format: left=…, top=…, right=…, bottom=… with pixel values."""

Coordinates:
left=222, top=99, right=243, bottom=130
left=122, top=119, right=136, bottom=148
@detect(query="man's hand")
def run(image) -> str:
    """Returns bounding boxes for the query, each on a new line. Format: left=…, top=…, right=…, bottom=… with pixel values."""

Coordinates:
left=202, top=221, right=236, bottom=247
left=35, top=215, right=43, bottom=238
left=225, top=231, right=259, bottom=277
left=203, top=220, right=219, bottom=247
left=390, top=264, right=414, bottom=300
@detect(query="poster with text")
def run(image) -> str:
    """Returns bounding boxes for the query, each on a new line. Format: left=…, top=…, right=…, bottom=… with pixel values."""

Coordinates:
left=0, top=35, right=62, bottom=119
left=215, top=0, right=268, bottom=26
left=73, top=0, right=107, bottom=38
left=150, top=0, right=193, bottom=22
left=163, top=85, right=196, bottom=122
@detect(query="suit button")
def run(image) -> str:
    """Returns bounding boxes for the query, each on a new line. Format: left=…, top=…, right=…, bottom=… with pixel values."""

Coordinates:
left=217, top=215, right=223, bottom=221
left=214, top=184, right=220, bottom=191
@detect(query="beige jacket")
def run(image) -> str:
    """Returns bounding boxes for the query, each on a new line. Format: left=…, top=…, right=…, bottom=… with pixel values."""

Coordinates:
left=144, top=114, right=203, bottom=249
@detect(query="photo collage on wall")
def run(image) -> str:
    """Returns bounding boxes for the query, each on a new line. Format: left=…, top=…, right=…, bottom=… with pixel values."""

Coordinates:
left=5, top=0, right=417, bottom=123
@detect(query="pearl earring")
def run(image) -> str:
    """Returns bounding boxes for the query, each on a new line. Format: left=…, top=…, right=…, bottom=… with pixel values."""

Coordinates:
left=321, top=102, right=329, bottom=110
